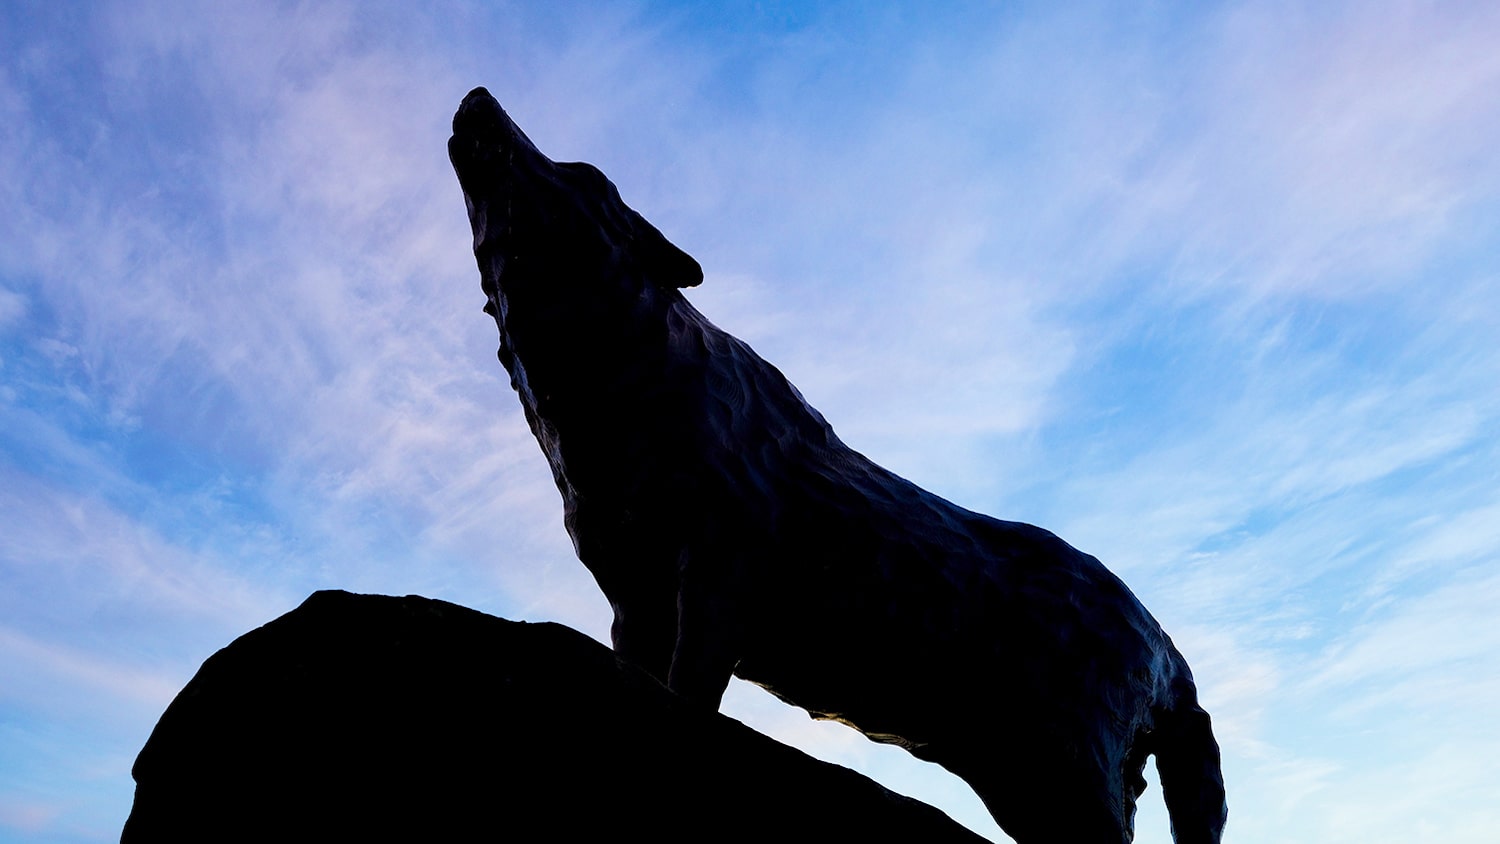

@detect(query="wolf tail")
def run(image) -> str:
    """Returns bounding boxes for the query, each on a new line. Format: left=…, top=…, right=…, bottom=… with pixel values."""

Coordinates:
left=1154, top=674, right=1228, bottom=844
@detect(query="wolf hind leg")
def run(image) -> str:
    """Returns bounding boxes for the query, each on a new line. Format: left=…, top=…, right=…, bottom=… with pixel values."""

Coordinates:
left=953, top=743, right=1133, bottom=844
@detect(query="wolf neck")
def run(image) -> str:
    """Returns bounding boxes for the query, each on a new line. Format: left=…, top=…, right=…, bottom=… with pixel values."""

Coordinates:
left=499, top=290, right=844, bottom=516
left=666, top=298, right=845, bottom=453
left=496, top=288, right=689, bottom=510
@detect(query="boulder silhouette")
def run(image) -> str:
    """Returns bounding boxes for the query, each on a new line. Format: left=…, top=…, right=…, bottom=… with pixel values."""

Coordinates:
left=122, top=590, right=986, bottom=843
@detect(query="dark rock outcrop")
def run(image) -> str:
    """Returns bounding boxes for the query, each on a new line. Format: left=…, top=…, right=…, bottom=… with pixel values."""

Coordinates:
left=122, top=590, right=985, bottom=843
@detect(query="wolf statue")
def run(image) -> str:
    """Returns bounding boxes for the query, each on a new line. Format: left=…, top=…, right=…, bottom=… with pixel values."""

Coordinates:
left=449, top=87, right=1226, bottom=844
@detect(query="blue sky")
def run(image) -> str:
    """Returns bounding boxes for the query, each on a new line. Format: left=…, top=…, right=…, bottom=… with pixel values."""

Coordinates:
left=3, top=1, right=1498, bottom=841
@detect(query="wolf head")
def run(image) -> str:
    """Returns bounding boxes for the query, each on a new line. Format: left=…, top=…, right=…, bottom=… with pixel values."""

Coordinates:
left=449, top=87, right=704, bottom=416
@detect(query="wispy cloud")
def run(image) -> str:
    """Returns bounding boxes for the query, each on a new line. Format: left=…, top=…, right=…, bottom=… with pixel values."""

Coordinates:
left=4, top=1, right=1500, bottom=842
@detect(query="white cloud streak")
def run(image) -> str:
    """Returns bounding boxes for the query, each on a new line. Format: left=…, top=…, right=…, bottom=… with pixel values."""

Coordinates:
left=3, top=1, right=1500, bottom=841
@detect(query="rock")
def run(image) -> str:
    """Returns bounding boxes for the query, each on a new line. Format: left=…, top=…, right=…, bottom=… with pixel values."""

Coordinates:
left=122, top=590, right=986, bottom=843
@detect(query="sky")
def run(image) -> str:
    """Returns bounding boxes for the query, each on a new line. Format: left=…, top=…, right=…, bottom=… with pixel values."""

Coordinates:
left=2, top=0, right=1498, bottom=841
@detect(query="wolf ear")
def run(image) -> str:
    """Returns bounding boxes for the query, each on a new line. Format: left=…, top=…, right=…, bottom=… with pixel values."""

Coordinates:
left=641, top=223, right=704, bottom=289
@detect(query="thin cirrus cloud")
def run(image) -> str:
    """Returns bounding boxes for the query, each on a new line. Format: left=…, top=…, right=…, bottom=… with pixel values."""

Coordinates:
left=2, top=1, right=1499, bottom=842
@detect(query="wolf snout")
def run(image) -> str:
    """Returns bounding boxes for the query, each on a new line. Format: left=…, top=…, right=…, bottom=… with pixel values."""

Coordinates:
left=449, top=87, right=519, bottom=204
left=453, top=87, right=507, bottom=138
left=449, top=87, right=552, bottom=197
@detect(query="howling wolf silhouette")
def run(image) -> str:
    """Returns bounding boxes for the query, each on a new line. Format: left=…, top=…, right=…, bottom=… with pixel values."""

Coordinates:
left=449, top=86, right=1226, bottom=844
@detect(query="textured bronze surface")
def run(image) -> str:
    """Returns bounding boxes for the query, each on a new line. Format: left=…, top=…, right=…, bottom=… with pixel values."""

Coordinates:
left=450, top=86, right=1226, bottom=844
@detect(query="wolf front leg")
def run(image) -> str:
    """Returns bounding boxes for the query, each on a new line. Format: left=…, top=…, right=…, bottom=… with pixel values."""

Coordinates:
left=665, top=553, right=745, bottom=710
left=606, top=583, right=679, bottom=684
